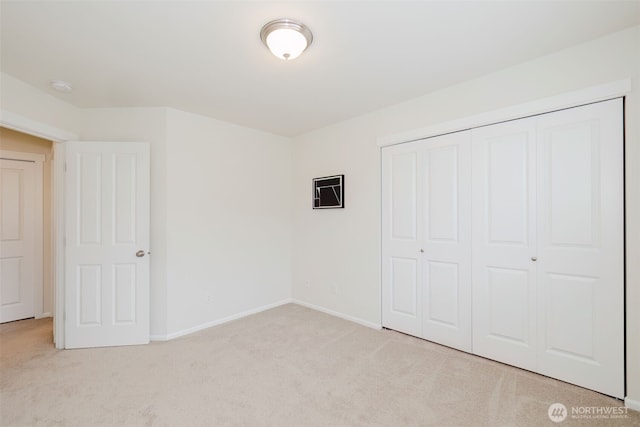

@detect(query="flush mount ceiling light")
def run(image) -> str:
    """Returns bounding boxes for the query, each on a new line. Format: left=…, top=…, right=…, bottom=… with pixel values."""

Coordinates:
left=50, top=79, right=73, bottom=93
left=260, top=18, right=313, bottom=60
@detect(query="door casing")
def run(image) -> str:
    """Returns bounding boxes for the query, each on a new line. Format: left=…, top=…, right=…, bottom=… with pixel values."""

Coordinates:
left=0, top=113, right=77, bottom=349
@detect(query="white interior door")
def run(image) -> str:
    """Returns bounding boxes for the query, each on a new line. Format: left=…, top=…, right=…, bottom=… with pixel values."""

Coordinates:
left=536, top=99, right=624, bottom=398
left=472, top=99, right=624, bottom=397
left=472, top=119, right=538, bottom=371
left=65, top=142, right=150, bottom=348
left=421, top=131, right=472, bottom=352
left=382, top=99, right=623, bottom=398
left=382, top=141, right=423, bottom=336
left=382, top=132, right=473, bottom=350
left=0, top=159, right=36, bottom=323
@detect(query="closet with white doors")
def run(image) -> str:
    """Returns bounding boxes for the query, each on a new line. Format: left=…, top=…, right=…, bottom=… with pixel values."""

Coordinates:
left=381, top=130, right=473, bottom=351
left=381, top=98, right=624, bottom=398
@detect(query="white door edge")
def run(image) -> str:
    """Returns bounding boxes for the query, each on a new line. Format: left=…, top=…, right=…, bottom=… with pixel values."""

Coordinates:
left=52, top=143, right=65, bottom=348
left=0, top=150, right=45, bottom=320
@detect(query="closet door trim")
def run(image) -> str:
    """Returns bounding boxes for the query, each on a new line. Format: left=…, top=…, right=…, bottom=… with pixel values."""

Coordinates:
left=377, top=79, right=630, bottom=148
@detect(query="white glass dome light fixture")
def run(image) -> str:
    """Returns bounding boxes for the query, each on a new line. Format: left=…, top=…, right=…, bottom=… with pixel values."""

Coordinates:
left=260, top=19, right=313, bottom=60
left=50, top=79, right=73, bottom=93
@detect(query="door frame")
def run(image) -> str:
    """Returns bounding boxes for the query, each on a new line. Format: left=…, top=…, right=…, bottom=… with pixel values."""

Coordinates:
left=0, top=150, right=45, bottom=320
left=0, top=110, right=78, bottom=349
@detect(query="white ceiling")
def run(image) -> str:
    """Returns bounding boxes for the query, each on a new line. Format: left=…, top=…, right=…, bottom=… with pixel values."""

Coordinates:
left=2, top=1, right=639, bottom=136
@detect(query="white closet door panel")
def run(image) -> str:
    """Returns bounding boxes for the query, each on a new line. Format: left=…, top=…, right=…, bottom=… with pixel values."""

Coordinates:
left=426, top=146, right=458, bottom=242
left=0, top=160, right=36, bottom=323
left=486, top=134, right=530, bottom=245
left=486, top=267, right=530, bottom=343
left=421, top=131, right=472, bottom=352
left=382, top=141, right=423, bottom=336
left=390, top=152, right=418, bottom=242
left=536, top=99, right=623, bottom=398
left=472, top=120, right=537, bottom=370
left=389, top=257, right=419, bottom=316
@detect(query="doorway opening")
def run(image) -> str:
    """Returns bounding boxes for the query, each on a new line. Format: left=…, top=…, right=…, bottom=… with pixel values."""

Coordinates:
left=1, top=127, right=54, bottom=345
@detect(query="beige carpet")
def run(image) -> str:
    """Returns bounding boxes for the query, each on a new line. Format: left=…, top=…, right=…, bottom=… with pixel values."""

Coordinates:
left=1, top=304, right=637, bottom=426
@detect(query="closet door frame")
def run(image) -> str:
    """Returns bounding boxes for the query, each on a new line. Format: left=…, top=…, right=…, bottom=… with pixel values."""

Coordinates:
left=379, top=80, right=630, bottom=401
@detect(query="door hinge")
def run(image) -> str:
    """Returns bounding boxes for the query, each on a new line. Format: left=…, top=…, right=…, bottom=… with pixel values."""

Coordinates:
left=64, top=162, right=67, bottom=172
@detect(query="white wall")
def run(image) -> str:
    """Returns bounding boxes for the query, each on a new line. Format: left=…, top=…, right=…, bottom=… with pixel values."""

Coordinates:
left=291, top=26, right=640, bottom=402
left=1, top=71, right=81, bottom=335
left=77, top=107, right=169, bottom=337
left=0, top=73, right=80, bottom=135
left=164, top=108, right=292, bottom=336
left=291, top=128, right=380, bottom=324
left=79, top=107, right=295, bottom=339
left=0, top=72, right=295, bottom=341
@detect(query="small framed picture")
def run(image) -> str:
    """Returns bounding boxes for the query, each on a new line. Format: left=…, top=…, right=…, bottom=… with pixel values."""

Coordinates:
left=313, top=175, right=344, bottom=209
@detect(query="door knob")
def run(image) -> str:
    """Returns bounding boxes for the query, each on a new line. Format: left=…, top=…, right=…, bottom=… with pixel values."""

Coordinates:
left=531, top=256, right=537, bottom=261
left=136, top=250, right=146, bottom=258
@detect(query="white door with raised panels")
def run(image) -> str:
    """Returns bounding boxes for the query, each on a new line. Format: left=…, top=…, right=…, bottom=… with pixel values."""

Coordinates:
left=472, top=99, right=623, bottom=398
left=535, top=99, right=623, bottom=398
left=65, top=142, right=150, bottom=349
left=0, top=159, right=37, bottom=323
left=382, top=140, right=423, bottom=337
left=382, top=98, right=623, bottom=399
left=471, top=119, right=538, bottom=371
left=420, top=132, right=472, bottom=352
left=382, top=131, right=472, bottom=351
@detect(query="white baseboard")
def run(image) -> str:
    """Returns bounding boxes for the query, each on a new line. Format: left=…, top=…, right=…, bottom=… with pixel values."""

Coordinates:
left=150, top=298, right=293, bottom=341
left=625, top=397, right=640, bottom=412
left=35, top=312, right=52, bottom=319
left=292, top=299, right=382, bottom=330
left=149, top=298, right=382, bottom=342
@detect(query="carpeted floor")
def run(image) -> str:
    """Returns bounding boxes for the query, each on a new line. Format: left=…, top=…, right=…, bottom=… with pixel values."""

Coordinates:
left=1, top=303, right=638, bottom=426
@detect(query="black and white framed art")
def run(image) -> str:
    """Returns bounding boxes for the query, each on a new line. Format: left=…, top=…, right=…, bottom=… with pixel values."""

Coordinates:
left=313, top=175, right=344, bottom=209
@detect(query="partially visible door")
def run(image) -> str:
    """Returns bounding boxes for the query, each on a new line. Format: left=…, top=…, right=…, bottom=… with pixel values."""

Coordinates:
left=0, top=159, right=36, bottom=323
left=65, top=142, right=150, bottom=348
